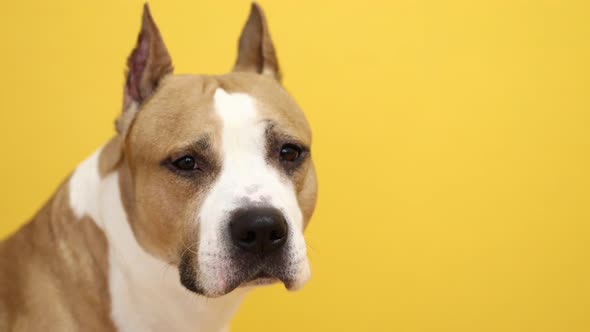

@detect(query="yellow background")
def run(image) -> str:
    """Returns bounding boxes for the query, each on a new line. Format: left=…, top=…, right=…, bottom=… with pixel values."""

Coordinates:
left=1, top=0, right=589, bottom=331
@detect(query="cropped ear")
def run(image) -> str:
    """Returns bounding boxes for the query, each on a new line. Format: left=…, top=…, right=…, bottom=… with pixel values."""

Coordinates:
left=232, top=3, right=281, bottom=81
left=118, top=3, right=173, bottom=134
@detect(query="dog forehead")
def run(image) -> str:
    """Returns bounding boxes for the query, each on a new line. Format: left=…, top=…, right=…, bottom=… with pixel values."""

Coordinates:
left=213, top=88, right=257, bottom=125
left=215, top=73, right=312, bottom=143
left=129, top=73, right=311, bottom=155
left=128, top=75, right=220, bottom=154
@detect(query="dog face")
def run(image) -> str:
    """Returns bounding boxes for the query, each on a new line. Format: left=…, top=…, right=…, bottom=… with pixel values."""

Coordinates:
left=116, top=4, right=317, bottom=297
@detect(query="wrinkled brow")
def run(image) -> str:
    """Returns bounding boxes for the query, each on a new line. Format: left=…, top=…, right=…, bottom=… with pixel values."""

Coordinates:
left=167, top=134, right=213, bottom=155
left=264, top=121, right=310, bottom=149
left=195, top=135, right=211, bottom=151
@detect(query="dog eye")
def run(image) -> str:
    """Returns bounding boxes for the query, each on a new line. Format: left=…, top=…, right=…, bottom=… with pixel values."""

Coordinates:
left=172, top=155, right=197, bottom=171
left=279, top=144, right=302, bottom=162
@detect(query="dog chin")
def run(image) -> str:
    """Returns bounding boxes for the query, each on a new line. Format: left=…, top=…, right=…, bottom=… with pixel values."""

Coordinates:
left=202, top=272, right=302, bottom=298
left=239, top=272, right=280, bottom=288
left=180, top=266, right=310, bottom=298
left=179, top=250, right=311, bottom=297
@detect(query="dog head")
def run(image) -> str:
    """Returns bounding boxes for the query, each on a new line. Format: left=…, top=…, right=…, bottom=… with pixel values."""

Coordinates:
left=112, top=4, right=317, bottom=297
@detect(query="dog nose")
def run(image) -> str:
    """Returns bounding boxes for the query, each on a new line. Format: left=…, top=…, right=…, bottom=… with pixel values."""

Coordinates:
left=230, top=207, right=288, bottom=255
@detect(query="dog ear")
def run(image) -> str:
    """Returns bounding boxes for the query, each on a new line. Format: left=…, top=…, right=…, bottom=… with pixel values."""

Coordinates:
left=117, top=3, right=173, bottom=134
left=232, top=3, right=281, bottom=81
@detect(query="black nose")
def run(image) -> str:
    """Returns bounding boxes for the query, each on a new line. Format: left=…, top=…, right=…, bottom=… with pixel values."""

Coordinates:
left=230, top=207, right=288, bottom=255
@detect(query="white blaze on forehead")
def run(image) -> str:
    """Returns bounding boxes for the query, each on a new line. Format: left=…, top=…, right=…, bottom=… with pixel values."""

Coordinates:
left=213, top=88, right=258, bottom=128
left=210, top=87, right=283, bottom=205
left=196, top=88, right=309, bottom=294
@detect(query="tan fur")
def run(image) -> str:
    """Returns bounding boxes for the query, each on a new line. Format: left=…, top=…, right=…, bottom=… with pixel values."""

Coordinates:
left=118, top=4, right=173, bottom=130
left=233, top=3, right=281, bottom=81
left=99, top=135, right=124, bottom=177
left=0, top=181, right=115, bottom=332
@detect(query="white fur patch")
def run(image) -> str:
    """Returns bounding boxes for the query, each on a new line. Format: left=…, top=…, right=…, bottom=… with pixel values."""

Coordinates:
left=68, top=147, right=102, bottom=224
left=196, top=88, right=310, bottom=294
left=68, top=149, right=246, bottom=331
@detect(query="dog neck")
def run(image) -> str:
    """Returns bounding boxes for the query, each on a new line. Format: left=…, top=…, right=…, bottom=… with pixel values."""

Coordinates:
left=68, top=146, right=247, bottom=332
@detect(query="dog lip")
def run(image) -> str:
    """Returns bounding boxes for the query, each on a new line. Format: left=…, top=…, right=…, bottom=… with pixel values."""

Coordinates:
left=202, top=254, right=301, bottom=296
left=240, top=277, right=279, bottom=288
left=204, top=273, right=285, bottom=297
left=233, top=270, right=284, bottom=289
left=253, top=271, right=273, bottom=279
left=239, top=272, right=280, bottom=288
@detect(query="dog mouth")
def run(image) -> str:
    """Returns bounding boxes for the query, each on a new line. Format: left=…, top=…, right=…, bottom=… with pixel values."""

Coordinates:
left=239, top=271, right=280, bottom=287
left=179, top=253, right=303, bottom=297
left=223, top=266, right=298, bottom=294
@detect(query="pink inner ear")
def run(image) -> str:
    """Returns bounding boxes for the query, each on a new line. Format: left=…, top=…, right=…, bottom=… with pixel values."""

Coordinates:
left=124, top=29, right=150, bottom=106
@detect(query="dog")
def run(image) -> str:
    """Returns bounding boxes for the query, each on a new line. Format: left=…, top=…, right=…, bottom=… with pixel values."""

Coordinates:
left=0, top=3, right=317, bottom=331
